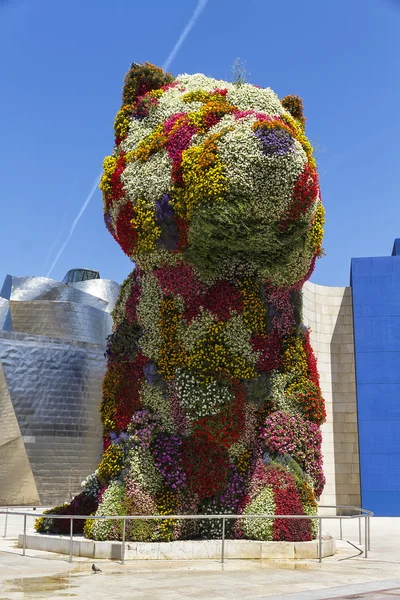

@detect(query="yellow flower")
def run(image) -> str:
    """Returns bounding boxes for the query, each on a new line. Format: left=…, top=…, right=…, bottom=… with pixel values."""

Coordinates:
left=99, top=155, right=117, bottom=200
left=114, top=105, right=134, bottom=140
left=131, top=198, right=161, bottom=253
left=309, top=202, right=325, bottom=255
left=171, top=132, right=229, bottom=219
left=97, top=445, right=124, bottom=483
left=136, top=125, right=167, bottom=162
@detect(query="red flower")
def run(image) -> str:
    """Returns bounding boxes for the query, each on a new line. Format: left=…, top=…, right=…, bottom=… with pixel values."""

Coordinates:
left=280, top=163, right=319, bottom=231
left=125, top=280, right=141, bottom=324
left=114, top=354, right=147, bottom=430
left=192, top=381, right=246, bottom=447
left=182, top=435, right=229, bottom=499
left=176, top=217, right=189, bottom=252
left=202, top=280, right=243, bottom=321
left=251, top=330, right=282, bottom=372
left=105, top=152, right=127, bottom=211
left=115, top=202, right=138, bottom=257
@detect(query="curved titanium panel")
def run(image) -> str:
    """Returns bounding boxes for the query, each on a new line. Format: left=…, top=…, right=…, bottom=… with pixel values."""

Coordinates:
left=0, top=272, right=119, bottom=504
left=0, top=331, right=104, bottom=505
left=9, top=301, right=112, bottom=344
left=39, top=285, right=108, bottom=311
left=70, top=279, right=120, bottom=313
left=0, top=298, right=11, bottom=331
left=0, top=275, right=12, bottom=300
left=0, top=362, right=40, bottom=505
left=7, top=276, right=63, bottom=301
left=3, top=275, right=108, bottom=310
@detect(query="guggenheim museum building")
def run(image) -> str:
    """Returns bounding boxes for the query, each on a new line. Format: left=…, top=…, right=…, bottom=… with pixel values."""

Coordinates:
left=0, top=268, right=119, bottom=506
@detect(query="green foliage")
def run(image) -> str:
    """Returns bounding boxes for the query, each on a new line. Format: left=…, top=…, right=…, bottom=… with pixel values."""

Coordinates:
left=245, top=372, right=270, bottom=409
left=186, top=197, right=312, bottom=284
left=106, top=321, right=141, bottom=361
left=291, top=290, right=303, bottom=334
left=122, top=62, right=174, bottom=106
left=111, top=273, right=134, bottom=325
left=231, top=58, right=249, bottom=86
left=34, top=504, right=67, bottom=534
left=281, top=95, right=306, bottom=128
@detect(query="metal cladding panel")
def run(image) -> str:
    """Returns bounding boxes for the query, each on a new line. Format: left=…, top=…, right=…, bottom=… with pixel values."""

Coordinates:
left=0, top=275, right=12, bottom=300
left=0, top=272, right=120, bottom=505
left=7, top=276, right=63, bottom=301
left=39, top=285, right=108, bottom=311
left=0, top=363, right=40, bottom=505
left=70, top=279, right=120, bottom=313
left=0, top=331, right=104, bottom=505
left=0, top=298, right=12, bottom=330
left=4, top=275, right=108, bottom=310
left=351, top=251, right=400, bottom=516
left=9, top=300, right=112, bottom=344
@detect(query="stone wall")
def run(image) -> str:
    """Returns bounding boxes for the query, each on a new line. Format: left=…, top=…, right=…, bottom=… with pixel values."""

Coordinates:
left=302, top=281, right=360, bottom=509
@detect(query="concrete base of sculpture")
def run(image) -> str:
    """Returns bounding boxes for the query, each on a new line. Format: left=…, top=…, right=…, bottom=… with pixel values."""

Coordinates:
left=18, top=533, right=335, bottom=560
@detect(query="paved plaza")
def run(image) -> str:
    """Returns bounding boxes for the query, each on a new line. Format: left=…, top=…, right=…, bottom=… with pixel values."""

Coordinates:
left=0, top=512, right=400, bottom=599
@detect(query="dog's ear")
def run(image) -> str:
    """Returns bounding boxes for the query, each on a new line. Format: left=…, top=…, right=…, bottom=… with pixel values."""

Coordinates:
left=281, top=95, right=306, bottom=129
left=122, top=62, right=175, bottom=106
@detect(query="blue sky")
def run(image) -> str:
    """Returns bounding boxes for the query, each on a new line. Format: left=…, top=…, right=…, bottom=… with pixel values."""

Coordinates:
left=0, top=0, right=399, bottom=287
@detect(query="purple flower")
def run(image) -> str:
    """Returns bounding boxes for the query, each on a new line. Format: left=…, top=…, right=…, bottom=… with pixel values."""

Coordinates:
left=153, top=434, right=186, bottom=489
left=129, top=409, right=159, bottom=449
left=155, top=194, right=174, bottom=220
left=109, top=431, right=129, bottom=445
left=104, top=212, right=115, bottom=236
left=155, top=194, right=178, bottom=251
left=144, top=361, right=158, bottom=384
left=254, top=127, right=294, bottom=157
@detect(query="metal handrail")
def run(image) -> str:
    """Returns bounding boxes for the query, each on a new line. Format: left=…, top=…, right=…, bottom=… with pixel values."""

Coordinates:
left=0, top=504, right=373, bottom=564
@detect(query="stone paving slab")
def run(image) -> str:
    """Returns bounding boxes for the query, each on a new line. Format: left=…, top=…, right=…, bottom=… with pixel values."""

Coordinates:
left=1, top=515, right=400, bottom=599
left=264, top=581, right=400, bottom=599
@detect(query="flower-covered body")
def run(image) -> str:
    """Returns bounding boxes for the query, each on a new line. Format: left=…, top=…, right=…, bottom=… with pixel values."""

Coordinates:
left=36, top=63, right=325, bottom=542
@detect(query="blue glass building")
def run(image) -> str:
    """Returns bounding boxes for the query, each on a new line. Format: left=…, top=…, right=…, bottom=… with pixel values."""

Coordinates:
left=351, top=240, right=400, bottom=515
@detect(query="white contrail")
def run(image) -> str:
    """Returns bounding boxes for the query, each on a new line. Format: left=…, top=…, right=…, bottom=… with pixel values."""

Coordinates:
left=162, top=0, right=210, bottom=71
left=46, top=2, right=208, bottom=278
left=46, top=173, right=101, bottom=278
left=43, top=171, right=81, bottom=273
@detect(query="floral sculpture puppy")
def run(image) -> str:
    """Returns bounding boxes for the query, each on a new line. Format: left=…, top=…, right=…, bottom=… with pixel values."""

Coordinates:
left=36, top=63, right=326, bottom=542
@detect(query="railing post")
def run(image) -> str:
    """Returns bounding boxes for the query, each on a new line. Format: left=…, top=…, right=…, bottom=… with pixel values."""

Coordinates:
left=69, top=518, right=73, bottom=563
left=22, top=514, right=27, bottom=556
left=359, top=515, right=362, bottom=545
left=364, top=516, right=368, bottom=558
left=3, top=508, right=8, bottom=538
left=318, top=517, right=322, bottom=563
left=121, top=519, right=126, bottom=564
left=221, top=517, right=225, bottom=564
left=368, top=515, right=371, bottom=551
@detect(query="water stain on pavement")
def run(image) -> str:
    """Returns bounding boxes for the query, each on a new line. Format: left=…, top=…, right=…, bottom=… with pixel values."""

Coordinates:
left=4, top=573, right=78, bottom=597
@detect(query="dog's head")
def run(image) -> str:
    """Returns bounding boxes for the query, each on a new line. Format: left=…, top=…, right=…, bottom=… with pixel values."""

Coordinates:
left=101, top=63, right=323, bottom=287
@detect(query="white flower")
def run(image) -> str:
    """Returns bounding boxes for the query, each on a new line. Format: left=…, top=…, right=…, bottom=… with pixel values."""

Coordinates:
left=175, top=368, right=233, bottom=418
left=122, top=150, right=172, bottom=205
left=137, top=273, right=163, bottom=361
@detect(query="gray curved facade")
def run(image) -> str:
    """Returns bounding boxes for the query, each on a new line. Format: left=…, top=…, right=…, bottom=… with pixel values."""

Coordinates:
left=0, top=272, right=120, bottom=506
left=9, top=301, right=112, bottom=345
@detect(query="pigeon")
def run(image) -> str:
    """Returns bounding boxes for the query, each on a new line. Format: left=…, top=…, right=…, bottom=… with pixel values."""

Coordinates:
left=92, top=563, right=102, bottom=573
